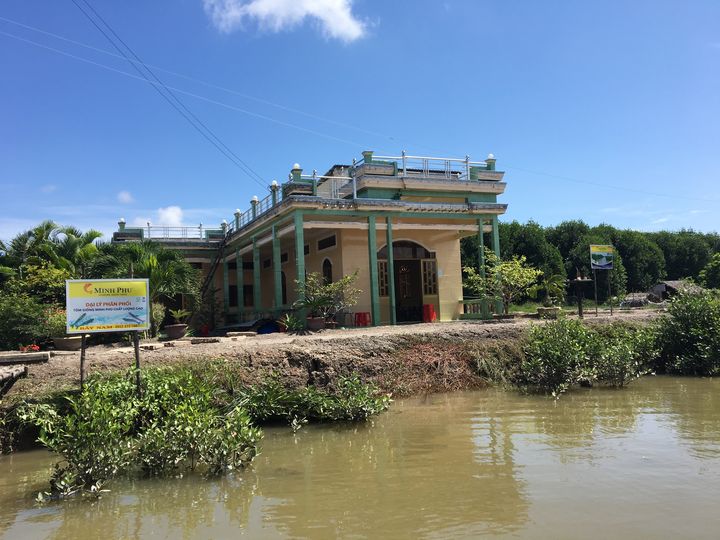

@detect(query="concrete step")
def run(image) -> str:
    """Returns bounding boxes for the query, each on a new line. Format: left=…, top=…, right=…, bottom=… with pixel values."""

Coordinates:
left=0, top=352, right=51, bottom=364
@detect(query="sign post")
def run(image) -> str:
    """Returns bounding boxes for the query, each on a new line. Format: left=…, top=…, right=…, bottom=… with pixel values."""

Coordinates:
left=66, top=279, right=150, bottom=394
left=590, top=245, right=615, bottom=316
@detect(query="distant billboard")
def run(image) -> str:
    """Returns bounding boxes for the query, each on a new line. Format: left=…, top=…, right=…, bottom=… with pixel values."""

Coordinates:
left=66, top=279, right=150, bottom=334
left=590, top=245, right=614, bottom=270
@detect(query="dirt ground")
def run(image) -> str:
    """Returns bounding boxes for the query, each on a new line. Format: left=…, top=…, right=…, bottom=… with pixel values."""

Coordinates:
left=4, top=308, right=661, bottom=402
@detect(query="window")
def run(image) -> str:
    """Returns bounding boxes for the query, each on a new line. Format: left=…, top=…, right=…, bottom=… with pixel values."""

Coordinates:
left=190, top=262, right=203, bottom=270
left=304, top=244, right=310, bottom=255
left=229, top=285, right=238, bottom=307
left=378, top=261, right=389, bottom=297
left=281, top=252, right=289, bottom=264
left=242, top=261, right=254, bottom=270
left=422, top=260, right=438, bottom=295
left=263, top=258, right=271, bottom=269
left=228, top=261, right=237, bottom=270
left=317, top=234, right=336, bottom=251
left=378, top=241, right=435, bottom=260
left=281, top=271, right=288, bottom=305
left=243, top=285, right=254, bottom=307
left=322, top=259, right=333, bottom=284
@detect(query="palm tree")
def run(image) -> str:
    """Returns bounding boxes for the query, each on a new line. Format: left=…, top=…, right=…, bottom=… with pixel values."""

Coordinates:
left=43, top=226, right=104, bottom=278
left=115, top=241, right=199, bottom=304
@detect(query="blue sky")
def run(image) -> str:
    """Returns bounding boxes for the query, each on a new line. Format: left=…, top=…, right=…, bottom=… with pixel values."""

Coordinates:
left=1, top=0, right=719, bottom=242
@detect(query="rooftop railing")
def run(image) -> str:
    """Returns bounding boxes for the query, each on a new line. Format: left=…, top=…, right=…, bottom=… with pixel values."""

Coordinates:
left=119, top=150, right=498, bottom=242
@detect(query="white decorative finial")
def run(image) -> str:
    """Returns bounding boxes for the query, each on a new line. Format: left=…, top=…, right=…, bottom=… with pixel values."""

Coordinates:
left=487, top=153, right=495, bottom=160
left=235, top=208, right=241, bottom=214
left=119, top=217, right=125, bottom=223
left=252, top=195, right=259, bottom=202
left=271, top=179, right=278, bottom=187
left=292, top=163, right=301, bottom=170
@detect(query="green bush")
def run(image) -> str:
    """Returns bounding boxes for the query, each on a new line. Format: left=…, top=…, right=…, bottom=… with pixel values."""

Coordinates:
left=654, top=292, right=720, bottom=375
left=520, top=320, right=655, bottom=395
left=0, top=292, right=47, bottom=350
left=237, top=374, right=390, bottom=424
left=18, top=368, right=262, bottom=497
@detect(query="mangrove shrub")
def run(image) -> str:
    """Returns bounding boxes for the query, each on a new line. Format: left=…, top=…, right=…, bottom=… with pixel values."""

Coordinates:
left=654, top=292, right=720, bottom=375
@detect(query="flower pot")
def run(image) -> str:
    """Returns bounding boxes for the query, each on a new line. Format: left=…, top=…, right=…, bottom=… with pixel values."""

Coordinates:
left=306, top=316, right=325, bottom=331
left=53, top=336, right=84, bottom=351
left=164, top=323, right=188, bottom=340
left=537, top=306, right=562, bottom=319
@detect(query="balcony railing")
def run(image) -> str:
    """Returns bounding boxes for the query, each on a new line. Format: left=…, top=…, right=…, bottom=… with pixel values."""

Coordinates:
left=122, top=150, right=497, bottom=242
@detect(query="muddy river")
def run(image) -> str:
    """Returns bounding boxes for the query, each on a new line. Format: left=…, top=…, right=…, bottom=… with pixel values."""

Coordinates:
left=2, top=376, right=719, bottom=539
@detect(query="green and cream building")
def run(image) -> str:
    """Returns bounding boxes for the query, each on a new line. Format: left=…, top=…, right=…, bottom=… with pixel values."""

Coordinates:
left=113, top=151, right=507, bottom=326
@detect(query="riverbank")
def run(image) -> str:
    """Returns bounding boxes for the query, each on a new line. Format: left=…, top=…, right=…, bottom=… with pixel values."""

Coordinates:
left=3, top=309, right=660, bottom=404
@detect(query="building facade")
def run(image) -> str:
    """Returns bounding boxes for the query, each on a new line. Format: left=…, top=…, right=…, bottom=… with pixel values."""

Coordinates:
left=112, top=151, right=507, bottom=326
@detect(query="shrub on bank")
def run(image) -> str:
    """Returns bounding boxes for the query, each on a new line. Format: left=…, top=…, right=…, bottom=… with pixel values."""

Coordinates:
left=18, top=368, right=262, bottom=498
left=518, top=320, right=655, bottom=396
left=15, top=367, right=389, bottom=498
left=654, top=292, right=720, bottom=376
left=0, top=292, right=47, bottom=350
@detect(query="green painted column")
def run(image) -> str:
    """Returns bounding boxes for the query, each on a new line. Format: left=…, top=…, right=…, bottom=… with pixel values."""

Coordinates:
left=386, top=217, right=396, bottom=325
left=235, top=248, right=243, bottom=320
left=272, top=225, right=282, bottom=313
left=491, top=215, right=503, bottom=314
left=294, top=211, right=306, bottom=307
left=368, top=215, right=380, bottom=326
left=222, top=252, right=230, bottom=316
left=252, top=238, right=261, bottom=313
left=477, top=218, right=489, bottom=319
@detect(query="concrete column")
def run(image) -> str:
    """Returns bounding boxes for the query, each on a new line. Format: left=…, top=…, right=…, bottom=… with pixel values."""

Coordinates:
left=368, top=215, right=380, bottom=326
left=235, top=247, right=243, bottom=320
left=252, top=238, right=261, bottom=313
left=222, top=253, right=230, bottom=317
left=491, top=215, right=503, bottom=314
left=294, top=212, right=306, bottom=320
left=272, top=225, right=282, bottom=313
left=386, top=217, right=396, bottom=325
left=477, top=218, right=489, bottom=319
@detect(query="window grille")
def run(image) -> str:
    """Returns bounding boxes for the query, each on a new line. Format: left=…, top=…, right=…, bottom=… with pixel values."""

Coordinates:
left=378, top=261, right=389, bottom=297
left=422, top=260, right=438, bottom=295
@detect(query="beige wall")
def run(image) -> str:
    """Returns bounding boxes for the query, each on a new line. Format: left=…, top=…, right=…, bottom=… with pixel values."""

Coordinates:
left=214, top=223, right=464, bottom=324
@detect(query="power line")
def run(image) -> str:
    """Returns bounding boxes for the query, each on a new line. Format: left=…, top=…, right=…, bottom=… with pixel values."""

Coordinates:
left=1, top=15, right=715, bottom=204
left=0, top=14, right=399, bottom=145
left=0, top=29, right=373, bottom=150
left=68, top=0, right=267, bottom=188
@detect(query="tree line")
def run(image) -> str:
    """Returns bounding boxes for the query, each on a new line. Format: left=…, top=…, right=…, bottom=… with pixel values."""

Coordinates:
left=461, top=220, right=720, bottom=299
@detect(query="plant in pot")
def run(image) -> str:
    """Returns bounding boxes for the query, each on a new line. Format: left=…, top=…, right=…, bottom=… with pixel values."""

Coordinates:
left=45, top=307, right=83, bottom=351
left=293, top=272, right=360, bottom=331
left=164, top=308, right=191, bottom=340
left=529, top=273, right=567, bottom=319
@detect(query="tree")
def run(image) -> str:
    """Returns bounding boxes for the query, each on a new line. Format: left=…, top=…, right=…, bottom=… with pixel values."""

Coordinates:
left=463, top=250, right=542, bottom=315
left=42, top=226, right=104, bottom=278
left=700, top=253, right=720, bottom=289
left=616, top=230, right=666, bottom=291
left=546, top=220, right=590, bottom=262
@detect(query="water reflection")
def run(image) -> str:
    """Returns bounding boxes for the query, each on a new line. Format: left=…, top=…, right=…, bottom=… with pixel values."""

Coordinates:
left=1, top=377, right=720, bottom=539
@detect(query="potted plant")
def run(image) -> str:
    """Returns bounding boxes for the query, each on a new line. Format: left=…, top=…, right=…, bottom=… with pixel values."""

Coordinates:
left=164, top=308, right=191, bottom=340
left=45, top=308, right=83, bottom=351
left=293, top=272, right=360, bottom=331
left=529, top=274, right=567, bottom=319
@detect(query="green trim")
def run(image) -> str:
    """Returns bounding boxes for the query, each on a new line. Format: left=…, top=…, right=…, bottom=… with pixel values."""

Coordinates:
left=252, top=238, right=261, bottom=311
left=491, top=215, right=503, bottom=314
left=301, top=209, right=498, bottom=221
left=367, top=215, right=380, bottom=326
left=477, top=218, right=490, bottom=319
left=272, top=224, right=282, bottom=313
left=235, top=248, right=243, bottom=316
left=294, top=211, right=306, bottom=317
left=386, top=217, right=396, bottom=325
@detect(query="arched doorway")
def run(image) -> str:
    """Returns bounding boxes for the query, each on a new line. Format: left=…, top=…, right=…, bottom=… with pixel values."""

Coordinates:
left=322, top=258, right=333, bottom=284
left=378, top=241, right=435, bottom=323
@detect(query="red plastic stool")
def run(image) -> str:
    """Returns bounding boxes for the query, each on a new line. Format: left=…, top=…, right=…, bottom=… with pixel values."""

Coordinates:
left=354, top=312, right=371, bottom=327
left=422, top=304, right=437, bottom=323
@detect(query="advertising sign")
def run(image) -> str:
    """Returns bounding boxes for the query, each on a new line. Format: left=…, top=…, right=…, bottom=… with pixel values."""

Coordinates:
left=590, top=245, right=615, bottom=270
left=65, top=279, right=150, bottom=334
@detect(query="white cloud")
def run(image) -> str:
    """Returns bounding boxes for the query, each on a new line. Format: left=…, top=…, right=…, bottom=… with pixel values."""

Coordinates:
left=203, top=0, right=366, bottom=42
left=117, top=190, right=134, bottom=204
left=651, top=217, right=670, bottom=224
left=158, top=206, right=184, bottom=226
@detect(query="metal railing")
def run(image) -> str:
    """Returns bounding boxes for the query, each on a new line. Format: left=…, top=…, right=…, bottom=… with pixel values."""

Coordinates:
left=144, top=225, right=221, bottom=240
left=369, top=152, right=487, bottom=181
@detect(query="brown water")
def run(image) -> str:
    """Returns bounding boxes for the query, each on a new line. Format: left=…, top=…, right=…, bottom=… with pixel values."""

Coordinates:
left=2, top=376, right=720, bottom=539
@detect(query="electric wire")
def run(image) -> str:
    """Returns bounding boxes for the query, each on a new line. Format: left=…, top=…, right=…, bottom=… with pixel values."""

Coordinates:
left=68, top=0, right=267, bottom=188
left=0, top=15, right=716, bottom=204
